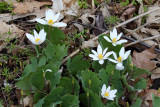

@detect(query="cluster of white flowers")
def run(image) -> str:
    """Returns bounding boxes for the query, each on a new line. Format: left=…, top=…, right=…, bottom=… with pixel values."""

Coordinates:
left=26, top=9, right=67, bottom=45
left=89, top=28, right=131, bottom=70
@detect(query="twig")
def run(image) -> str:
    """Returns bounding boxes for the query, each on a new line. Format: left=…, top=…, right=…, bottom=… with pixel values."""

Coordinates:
left=62, top=7, right=160, bottom=64
left=125, top=35, right=160, bottom=47
left=122, top=35, right=160, bottom=53
left=62, top=49, right=80, bottom=64
left=70, top=21, right=104, bottom=31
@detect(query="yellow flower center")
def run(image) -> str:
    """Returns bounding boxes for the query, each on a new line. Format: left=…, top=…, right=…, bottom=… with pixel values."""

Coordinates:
left=35, top=38, right=40, bottom=43
left=98, top=54, right=103, bottom=60
left=48, top=19, right=54, bottom=25
left=112, top=38, right=116, bottom=43
left=104, top=92, right=109, bottom=97
left=118, top=57, right=122, bottom=63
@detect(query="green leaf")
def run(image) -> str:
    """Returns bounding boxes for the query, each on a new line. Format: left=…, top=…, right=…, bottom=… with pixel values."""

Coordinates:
left=0, top=101, right=4, bottom=107
left=30, top=70, right=45, bottom=90
left=111, top=70, right=124, bottom=99
left=34, top=98, right=44, bottom=107
left=61, top=95, right=79, bottom=107
left=59, top=77, right=80, bottom=96
left=67, top=55, right=90, bottom=76
left=152, top=94, right=160, bottom=107
left=43, top=87, right=64, bottom=107
left=130, top=98, right=142, bottom=107
left=33, top=92, right=45, bottom=104
left=131, top=66, right=151, bottom=79
left=106, top=102, right=120, bottom=107
left=38, top=56, right=47, bottom=67
left=84, top=88, right=104, bottom=107
left=92, top=61, right=107, bottom=73
left=16, top=73, right=32, bottom=90
left=16, top=57, right=37, bottom=80
left=134, top=78, right=147, bottom=90
left=44, top=44, right=67, bottom=61
left=45, top=69, right=61, bottom=90
left=80, top=70, right=100, bottom=94
left=98, top=68, right=109, bottom=87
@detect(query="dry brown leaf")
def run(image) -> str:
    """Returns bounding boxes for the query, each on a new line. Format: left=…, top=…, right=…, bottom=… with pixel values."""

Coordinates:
left=120, top=7, right=136, bottom=21
left=151, top=67, right=160, bottom=79
left=141, top=89, right=160, bottom=107
left=0, top=22, right=24, bottom=40
left=20, top=96, right=33, bottom=107
left=74, top=13, right=95, bottom=31
left=12, top=1, right=52, bottom=14
left=0, top=7, right=48, bottom=22
left=52, top=0, right=79, bottom=16
left=147, top=6, right=160, bottom=24
left=132, top=46, right=157, bottom=71
left=141, top=27, right=160, bottom=36
left=82, top=40, right=98, bottom=48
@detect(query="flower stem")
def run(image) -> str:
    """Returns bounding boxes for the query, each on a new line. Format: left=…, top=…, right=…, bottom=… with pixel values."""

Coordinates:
left=121, top=75, right=134, bottom=92
left=35, top=45, right=40, bottom=57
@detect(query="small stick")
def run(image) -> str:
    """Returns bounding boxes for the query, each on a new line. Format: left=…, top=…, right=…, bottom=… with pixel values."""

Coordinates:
left=62, top=49, right=80, bottom=64
left=125, top=34, right=160, bottom=47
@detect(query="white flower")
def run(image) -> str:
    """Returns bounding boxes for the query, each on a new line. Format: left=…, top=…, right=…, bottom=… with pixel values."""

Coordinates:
left=101, top=84, right=117, bottom=100
left=26, top=29, right=46, bottom=45
left=89, top=45, right=112, bottom=65
left=43, top=69, right=52, bottom=73
left=108, top=47, right=131, bottom=70
left=35, top=9, right=67, bottom=27
left=103, top=28, right=127, bottom=46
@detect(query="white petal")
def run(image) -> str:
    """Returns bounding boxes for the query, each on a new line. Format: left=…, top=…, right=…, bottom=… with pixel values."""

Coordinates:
left=103, top=48, right=108, bottom=56
left=46, top=69, right=52, bottom=72
left=116, top=63, right=124, bottom=70
left=104, top=36, right=112, bottom=43
left=123, top=50, right=131, bottom=60
left=108, top=58, right=118, bottom=64
left=112, top=43, right=117, bottom=46
left=52, top=22, right=67, bottom=27
left=104, top=51, right=112, bottom=59
left=110, top=90, right=117, bottom=95
left=119, top=47, right=125, bottom=58
left=116, top=33, right=122, bottom=41
left=116, top=39, right=128, bottom=45
left=46, top=9, right=54, bottom=21
left=109, top=94, right=116, bottom=99
left=106, top=86, right=111, bottom=92
left=97, top=45, right=102, bottom=54
left=33, top=30, right=38, bottom=38
left=99, top=60, right=104, bottom=65
left=91, top=50, right=98, bottom=56
left=35, top=19, right=47, bottom=25
left=89, top=54, right=99, bottom=60
left=112, top=52, right=118, bottom=60
left=39, top=29, right=47, bottom=43
left=112, top=28, right=117, bottom=39
left=110, top=31, right=114, bottom=40
left=101, top=84, right=106, bottom=96
left=26, top=33, right=36, bottom=44
left=53, top=12, right=60, bottom=22
left=107, top=98, right=114, bottom=101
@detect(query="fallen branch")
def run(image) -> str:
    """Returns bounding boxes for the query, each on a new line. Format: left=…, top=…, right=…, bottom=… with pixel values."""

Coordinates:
left=125, top=35, right=160, bottom=47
